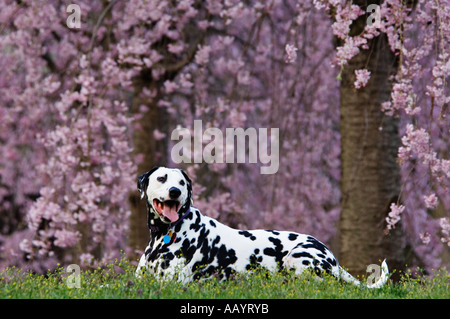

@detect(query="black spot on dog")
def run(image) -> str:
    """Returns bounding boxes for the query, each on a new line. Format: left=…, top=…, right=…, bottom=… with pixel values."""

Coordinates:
left=160, top=252, right=175, bottom=270
left=263, top=237, right=288, bottom=270
left=174, top=211, right=192, bottom=232
left=265, top=230, right=280, bottom=235
left=246, top=253, right=263, bottom=271
left=314, top=267, right=322, bottom=276
left=326, top=257, right=337, bottom=266
left=197, top=227, right=211, bottom=248
left=320, top=260, right=332, bottom=274
left=176, top=238, right=197, bottom=263
left=288, top=233, right=298, bottom=241
left=302, top=236, right=328, bottom=255
left=292, top=252, right=313, bottom=259
left=189, top=211, right=202, bottom=232
left=209, top=220, right=216, bottom=227
left=157, top=174, right=167, bottom=183
left=238, top=230, right=256, bottom=241
left=239, top=230, right=251, bottom=237
left=146, top=240, right=170, bottom=262
left=187, top=229, right=237, bottom=281
left=217, top=245, right=237, bottom=268
left=312, top=259, right=323, bottom=276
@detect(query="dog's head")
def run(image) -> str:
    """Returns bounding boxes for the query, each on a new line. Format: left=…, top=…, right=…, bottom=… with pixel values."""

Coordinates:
left=137, top=167, right=192, bottom=225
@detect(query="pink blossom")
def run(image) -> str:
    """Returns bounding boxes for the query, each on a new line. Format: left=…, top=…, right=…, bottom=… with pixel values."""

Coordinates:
left=354, top=69, right=371, bottom=89
left=399, top=124, right=430, bottom=162
left=168, top=43, right=185, bottom=54
left=312, top=0, right=327, bottom=10
left=79, top=54, right=89, bottom=69
left=54, top=230, right=80, bottom=248
left=197, top=20, right=210, bottom=30
left=19, top=239, right=32, bottom=254
left=164, top=80, right=178, bottom=93
left=237, top=70, right=250, bottom=85
left=285, top=44, right=298, bottom=64
left=195, top=45, right=211, bottom=65
left=179, top=73, right=193, bottom=88
left=381, top=101, right=394, bottom=116
left=335, top=36, right=366, bottom=66
left=440, top=218, right=450, bottom=247
left=385, top=203, right=405, bottom=230
left=423, top=193, right=438, bottom=209
left=420, top=232, right=431, bottom=245
left=153, top=129, right=166, bottom=141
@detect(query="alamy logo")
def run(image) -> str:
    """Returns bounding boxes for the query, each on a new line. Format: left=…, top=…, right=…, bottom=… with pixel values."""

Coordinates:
left=66, top=4, right=81, bottom=29
left=366, top=4, right=381, bottom=27
left=366, top=263, right=381, bottom=286
left=171, top=120, right=279, bottom=175
left=66, top=264, right=81, bottom=288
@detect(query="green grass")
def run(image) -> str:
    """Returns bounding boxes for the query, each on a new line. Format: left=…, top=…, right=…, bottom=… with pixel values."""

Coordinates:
left=1, top=258, right=448, bottom=299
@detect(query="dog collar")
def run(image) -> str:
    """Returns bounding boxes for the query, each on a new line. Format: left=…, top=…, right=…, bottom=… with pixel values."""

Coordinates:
left=149, top=225, right=160, bottom=232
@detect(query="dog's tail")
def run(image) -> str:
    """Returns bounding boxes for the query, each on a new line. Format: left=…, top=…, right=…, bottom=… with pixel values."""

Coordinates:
left=338, top=259, right=389, bottom=289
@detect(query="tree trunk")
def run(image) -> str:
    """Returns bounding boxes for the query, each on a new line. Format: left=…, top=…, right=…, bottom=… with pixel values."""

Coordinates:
left=128, top=79, right=169, bottom=256
left=339, top=16, right=405, bottom=279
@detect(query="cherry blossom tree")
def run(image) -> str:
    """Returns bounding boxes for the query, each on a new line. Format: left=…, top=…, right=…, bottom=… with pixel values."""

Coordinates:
left=0, top=0, right=136, bottom=268
left=0, top=0, right=448, bottom=274
left=321, top=0, right=449, bottom=272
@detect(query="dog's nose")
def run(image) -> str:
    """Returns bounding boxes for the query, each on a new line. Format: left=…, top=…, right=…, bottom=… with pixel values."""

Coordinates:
left=169, top=187, right=181, bottom=199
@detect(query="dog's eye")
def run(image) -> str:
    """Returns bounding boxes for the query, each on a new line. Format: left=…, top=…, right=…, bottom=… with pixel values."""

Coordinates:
left=179, top=180, right=185, bottom=186
left=157, top=175, right=167, bottom=183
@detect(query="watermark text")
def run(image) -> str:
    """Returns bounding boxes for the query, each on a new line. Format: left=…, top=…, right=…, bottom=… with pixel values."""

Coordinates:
left=171, top=120, right=279, bottom=175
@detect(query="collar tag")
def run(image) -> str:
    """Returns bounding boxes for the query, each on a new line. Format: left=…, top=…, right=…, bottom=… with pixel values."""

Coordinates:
left=163, top=230, right=177, bottom=244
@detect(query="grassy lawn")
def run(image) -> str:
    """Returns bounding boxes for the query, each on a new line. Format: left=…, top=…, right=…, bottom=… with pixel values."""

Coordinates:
left=1, top=258, right=448, bottom=299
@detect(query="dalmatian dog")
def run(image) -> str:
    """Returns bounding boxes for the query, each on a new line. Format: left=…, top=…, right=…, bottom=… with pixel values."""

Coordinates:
left=136, top=167, right=388, bottom=288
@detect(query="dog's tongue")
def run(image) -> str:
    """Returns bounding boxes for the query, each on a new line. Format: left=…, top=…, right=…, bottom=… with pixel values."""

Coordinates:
left=162, top=206, right=179, bottom=222
left=154, top=199, right=180, bottom=223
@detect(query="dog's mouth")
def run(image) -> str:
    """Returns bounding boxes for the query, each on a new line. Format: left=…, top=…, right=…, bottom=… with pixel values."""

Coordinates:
left=153, top=199, right=181, bottom=223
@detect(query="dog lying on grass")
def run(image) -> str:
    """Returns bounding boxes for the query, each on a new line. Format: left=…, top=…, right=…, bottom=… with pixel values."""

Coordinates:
left=136, top=167, right=388, bottom=288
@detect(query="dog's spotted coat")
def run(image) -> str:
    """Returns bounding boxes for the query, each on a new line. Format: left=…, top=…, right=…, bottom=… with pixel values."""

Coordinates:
left=136, top=167, right=388, bottom=288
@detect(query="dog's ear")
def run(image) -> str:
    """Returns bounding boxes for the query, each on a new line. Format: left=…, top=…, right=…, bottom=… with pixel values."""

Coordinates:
left=180, top=169, right=193, bottom=205
left=137, top=166, right=160, bottom=199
